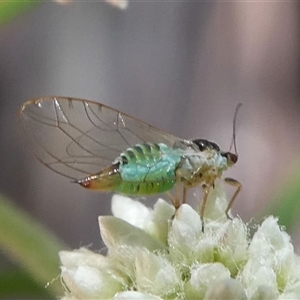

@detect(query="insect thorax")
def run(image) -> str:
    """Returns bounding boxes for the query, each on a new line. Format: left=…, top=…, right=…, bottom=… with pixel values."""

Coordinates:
left=172, top=140, right=229, bottom=187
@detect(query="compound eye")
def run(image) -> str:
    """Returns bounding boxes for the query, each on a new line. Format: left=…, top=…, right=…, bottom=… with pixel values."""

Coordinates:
left=193, top=139, right=208, bottom=151
left=198, top=141, right=206, bottom=151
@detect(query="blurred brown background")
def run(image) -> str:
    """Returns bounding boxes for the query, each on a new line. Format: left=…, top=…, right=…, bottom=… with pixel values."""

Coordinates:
left=0, top=2, right=299, bottom=252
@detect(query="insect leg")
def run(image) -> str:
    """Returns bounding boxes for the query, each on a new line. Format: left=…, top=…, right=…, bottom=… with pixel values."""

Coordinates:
left=166, top=177, right=183, bottom=209
left=166, top=191, right=180, bottom=209
left=224, top=177, right=242, bottom=219
left=200, top=186, right=210, bottom=232
left=182, top=185, right=188, bottom=204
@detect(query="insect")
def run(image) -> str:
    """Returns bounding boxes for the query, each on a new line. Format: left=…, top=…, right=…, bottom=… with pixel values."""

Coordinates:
left=19, top=96, right=242, bottom=225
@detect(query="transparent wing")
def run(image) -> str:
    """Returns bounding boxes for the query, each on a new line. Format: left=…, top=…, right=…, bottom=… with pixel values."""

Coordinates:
left=18, top=96, right=182, bottom=179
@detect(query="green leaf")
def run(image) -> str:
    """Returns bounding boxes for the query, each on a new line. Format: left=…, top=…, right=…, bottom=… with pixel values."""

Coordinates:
left=0, top=2, right=39, bottom=25
left=0, top=268, right=53, bottom=299
left=0, top=193, right=67, bottom=297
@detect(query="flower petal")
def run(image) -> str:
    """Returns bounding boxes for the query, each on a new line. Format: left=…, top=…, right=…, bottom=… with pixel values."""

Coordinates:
left=278, top=292, right=300, bottom=300
left=217, top=217, right=248, bottom=275
left=147, top=198, right=175, bottom=243
left=99, top=216, right=166, bottom=252
left=184, top=262, right=231, bottom=299
left=241, top=216, right=294, bottom=297
left=203, top=278, right=247, bottom=300
left=114, top=291, right=162, bottom=300
left=168, top=204, right=203, bottom=266
left=99, top=216, right=167, bottom=278
left=135, top=250, right=181, bottom=297
left=249, top=286, right=278, bottom=300
left=111, top=195, right=151, bottom=230
left=111, top=195, right=175, bottom=244
left=60, top=248, right=110, bottom=270
left=61, top=264, right=122, bottom=299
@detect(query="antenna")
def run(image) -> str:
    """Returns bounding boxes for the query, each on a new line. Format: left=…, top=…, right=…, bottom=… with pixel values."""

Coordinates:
left=229, top=103, right=243, bottom=156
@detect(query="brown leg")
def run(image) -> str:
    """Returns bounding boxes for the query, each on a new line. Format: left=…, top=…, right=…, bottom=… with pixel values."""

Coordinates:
left=166, top=191, right=180, bottom=209
left=224, top=177, right=242, bottom=219
left=166, top=176, right=184, bottom=209
left=200, top=187, right=209, bottom=232
left=183, top=185, right=188, bottom=204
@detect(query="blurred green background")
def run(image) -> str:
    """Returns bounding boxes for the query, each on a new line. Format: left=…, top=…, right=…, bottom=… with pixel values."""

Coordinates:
left=0, top=2, right=299, bottom=299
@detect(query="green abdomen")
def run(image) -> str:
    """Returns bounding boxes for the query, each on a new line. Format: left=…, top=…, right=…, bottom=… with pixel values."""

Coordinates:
left=113, top=143, right=181, bottom=195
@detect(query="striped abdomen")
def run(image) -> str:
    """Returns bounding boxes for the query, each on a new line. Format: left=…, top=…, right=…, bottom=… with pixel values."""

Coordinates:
left=78, top=143, right=181, bottom=195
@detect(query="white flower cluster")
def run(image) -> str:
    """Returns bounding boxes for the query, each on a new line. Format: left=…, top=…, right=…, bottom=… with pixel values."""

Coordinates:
left=60, top=184, right=300, bottom=300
